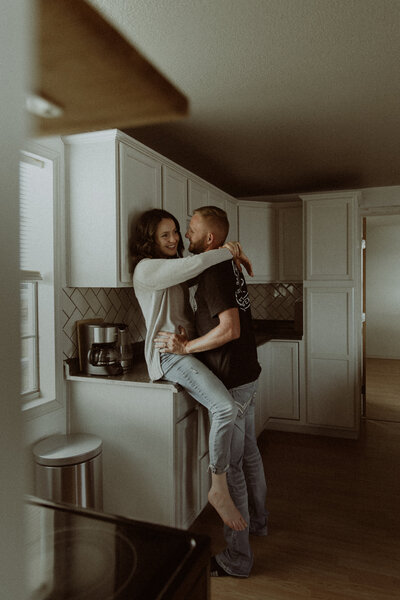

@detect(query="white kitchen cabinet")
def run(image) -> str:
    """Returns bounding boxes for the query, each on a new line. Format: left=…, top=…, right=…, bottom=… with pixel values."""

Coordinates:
left=162, top=164, right=189, bottom=249
left=64, top=129, right=162, bottom=287
left=162, top=167, right=238, bottom=251
left=188, top=179, right=209, bottom=214
left=304, top=193, right=355, bottom=281
left=208, top=189, right=238, bottom=240
left=256, top=342, right=270, bottom=436
left=256, top=340, right=300, bottom=435
left=267, top=341, right=300, bottom=420
left=277, top=203, right=303, bottom=281
left=253, top=191, right=359, bottom=438
left=208, top=187, right=229, bottom=211
left=225, top=197, right=238, bottom=240
left=238, top=201, right=276, bottom=283
left=67, top=378, right=211, bottom=529
left=176, top=407, right=199, bottom=529
left=119, top=142, right=162, bottom=283
left=237, top=199, right=302, bottom=283
left=197, top=405, right=211, bottom=511
left=65, top=129, right=238, bottom=286
left=188, top=176, right=236, bottom=218
left=301, top=191, right=360, bottom=437
left=305, top=286, right=356, bottom=429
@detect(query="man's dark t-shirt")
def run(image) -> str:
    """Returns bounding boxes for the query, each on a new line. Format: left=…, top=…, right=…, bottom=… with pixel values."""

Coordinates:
left=193, top=260, right=261, bottom=389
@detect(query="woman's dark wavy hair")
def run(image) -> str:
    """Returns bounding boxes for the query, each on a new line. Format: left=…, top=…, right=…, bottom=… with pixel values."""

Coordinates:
left=130, top=209, right=184, bottom=271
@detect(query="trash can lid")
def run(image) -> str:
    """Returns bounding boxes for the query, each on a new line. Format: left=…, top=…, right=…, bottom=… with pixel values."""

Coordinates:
left=33, top=433, right=103, bottom=466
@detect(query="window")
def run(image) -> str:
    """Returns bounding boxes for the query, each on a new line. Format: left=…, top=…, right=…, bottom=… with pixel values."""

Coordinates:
left=20, top=279, right=39, bottom=398
left=19, top=150, right=56, bottom=407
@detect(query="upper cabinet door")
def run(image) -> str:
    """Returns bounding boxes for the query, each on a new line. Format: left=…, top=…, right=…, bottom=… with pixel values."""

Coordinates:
left=65, top=129, right=240, bottom=287
left=303, top=193, right=356, bottom=281
left=187, top=179, right=209, bottom=214
left=278, top=204, right=303, bottom=281
left=225, top=197, right=238, bottom=241
left=238, top=202, right=276, bottom=283
left=162, top=165, right=189, bottom=255
left=208, top=188, right=227, bottom=210
left=65, top=132, right=119, bottom=287
left=119, top=142, right=162, bottom=283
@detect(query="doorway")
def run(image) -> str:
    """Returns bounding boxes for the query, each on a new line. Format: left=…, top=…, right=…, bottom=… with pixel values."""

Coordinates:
left=363, top=214, right=400, bottom=423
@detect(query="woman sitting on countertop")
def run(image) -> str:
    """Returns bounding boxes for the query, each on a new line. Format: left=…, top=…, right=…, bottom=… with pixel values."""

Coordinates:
left=131, top=208, right=252, bottom=531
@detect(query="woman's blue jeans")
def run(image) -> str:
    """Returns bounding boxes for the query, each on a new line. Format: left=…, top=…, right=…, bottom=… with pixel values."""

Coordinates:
left=215, top=379, right=268, bottom=577
left=160, top=353, right=237, bottom=474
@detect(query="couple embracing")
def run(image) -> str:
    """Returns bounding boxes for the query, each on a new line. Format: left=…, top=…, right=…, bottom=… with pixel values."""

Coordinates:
left=131, top=205, right=268, bottom=578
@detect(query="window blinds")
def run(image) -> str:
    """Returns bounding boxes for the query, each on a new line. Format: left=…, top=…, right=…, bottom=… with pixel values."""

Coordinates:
left=19, top=153, right=46, bottom=279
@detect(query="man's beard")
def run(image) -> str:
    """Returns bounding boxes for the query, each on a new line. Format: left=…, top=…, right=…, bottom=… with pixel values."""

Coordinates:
left=189, top=236, right=208, bottom=254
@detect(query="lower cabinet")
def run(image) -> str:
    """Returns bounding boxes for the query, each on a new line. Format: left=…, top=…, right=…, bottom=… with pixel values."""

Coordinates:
left=197, top=404, right=211, bottom=511
left=256, top=340, right=301, bottom=435
left=68, top=379, right=210, bottom=529
left=268, top=341, right=300, bottom=420
left=255, top=343, right=270, bottom=436
left=256, top=336, right=358, bottom=438
left=175, top=407, right=199, bottom=529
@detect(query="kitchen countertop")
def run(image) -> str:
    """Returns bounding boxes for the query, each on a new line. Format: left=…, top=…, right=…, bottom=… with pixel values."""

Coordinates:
left=65, top=357, right=180, bottom=389
left=65, top=320, right=302, bottom=386
left=253, top=319, right=303, bottom=345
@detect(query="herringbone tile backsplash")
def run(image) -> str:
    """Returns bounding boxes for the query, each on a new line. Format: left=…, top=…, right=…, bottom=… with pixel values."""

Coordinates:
left=248, top=283, right=303, bottom=320
left=62, top=287, right=146, bottom=359
left=62, top=283, right=303, bottom=359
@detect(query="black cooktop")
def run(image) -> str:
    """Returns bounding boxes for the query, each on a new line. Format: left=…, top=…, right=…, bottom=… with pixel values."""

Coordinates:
left=25, top=496, right=208, bottom=600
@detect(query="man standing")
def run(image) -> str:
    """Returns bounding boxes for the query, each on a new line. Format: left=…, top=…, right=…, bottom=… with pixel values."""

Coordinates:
left=155, top=206, right=268, bottom=578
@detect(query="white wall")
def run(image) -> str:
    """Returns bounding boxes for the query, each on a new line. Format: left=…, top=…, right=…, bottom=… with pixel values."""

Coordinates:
left=0, top=2, right=29, bottom=598
left=366, top=215, right=400, bottom=359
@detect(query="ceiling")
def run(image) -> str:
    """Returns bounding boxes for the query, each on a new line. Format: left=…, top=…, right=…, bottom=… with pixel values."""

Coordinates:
left=87, top=0, right=400, bottom=198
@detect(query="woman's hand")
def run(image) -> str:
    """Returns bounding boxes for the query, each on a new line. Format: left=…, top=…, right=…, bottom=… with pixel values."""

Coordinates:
left=222, top=241, right=254, bottom=277
left=154, top=326, right=189, bottom=354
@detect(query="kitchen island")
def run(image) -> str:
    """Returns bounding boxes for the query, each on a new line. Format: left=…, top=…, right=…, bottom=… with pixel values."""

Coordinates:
left=65, top=359, right=211, bottom=530
left=65, top=320, right=302, bottom=529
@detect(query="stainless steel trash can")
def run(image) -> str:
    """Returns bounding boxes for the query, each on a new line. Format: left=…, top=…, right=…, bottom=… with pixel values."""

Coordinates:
left=33, top=433, right=103, bottom=509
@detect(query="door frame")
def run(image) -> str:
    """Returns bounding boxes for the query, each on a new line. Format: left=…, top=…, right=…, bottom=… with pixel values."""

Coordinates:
left=359, top=203, right=400, bottom=418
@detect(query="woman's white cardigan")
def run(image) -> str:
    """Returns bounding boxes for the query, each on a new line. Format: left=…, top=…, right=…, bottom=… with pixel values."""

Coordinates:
left=133, top=249, right=231, bottom=381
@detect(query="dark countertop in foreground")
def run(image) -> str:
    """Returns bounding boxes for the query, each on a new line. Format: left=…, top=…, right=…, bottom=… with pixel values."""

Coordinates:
left=26, top=495, right=210, bottom=600
left=252, top=319, right=303, bottom=345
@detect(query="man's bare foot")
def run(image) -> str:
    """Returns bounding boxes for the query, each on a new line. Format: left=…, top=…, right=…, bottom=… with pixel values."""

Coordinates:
left=208, top=488, right=247, bottom=531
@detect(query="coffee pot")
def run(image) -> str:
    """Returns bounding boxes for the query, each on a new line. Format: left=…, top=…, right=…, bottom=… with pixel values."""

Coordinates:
left=84, top=323, right=123, bottom=376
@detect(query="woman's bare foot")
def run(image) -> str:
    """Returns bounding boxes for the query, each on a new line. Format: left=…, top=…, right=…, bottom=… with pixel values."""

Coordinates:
left=208, top=473, right=247, bottom=531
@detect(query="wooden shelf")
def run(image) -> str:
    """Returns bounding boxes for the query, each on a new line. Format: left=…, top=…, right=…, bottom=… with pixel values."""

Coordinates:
left=33, top=0, right=188, bottom=136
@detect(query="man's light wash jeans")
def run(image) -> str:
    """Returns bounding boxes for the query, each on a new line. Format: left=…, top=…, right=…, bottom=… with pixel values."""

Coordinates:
left=160, top=353, right=237, bottom=474
left=215, top=379, right=268, bottom=577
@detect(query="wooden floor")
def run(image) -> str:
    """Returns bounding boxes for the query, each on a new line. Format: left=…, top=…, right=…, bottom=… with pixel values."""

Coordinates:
left=190, top=420, right=400, bottom=599
left=365, top=358, right=400, bottom=423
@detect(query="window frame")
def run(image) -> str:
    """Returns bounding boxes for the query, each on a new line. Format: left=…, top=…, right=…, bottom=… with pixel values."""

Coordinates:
left=20, top=278, right=40, bottom=401
left=20, top=139, right=65, bottom=419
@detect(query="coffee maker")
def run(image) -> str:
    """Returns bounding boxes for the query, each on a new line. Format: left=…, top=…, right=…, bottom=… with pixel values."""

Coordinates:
left=83, top=323, right=123, bottom=376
